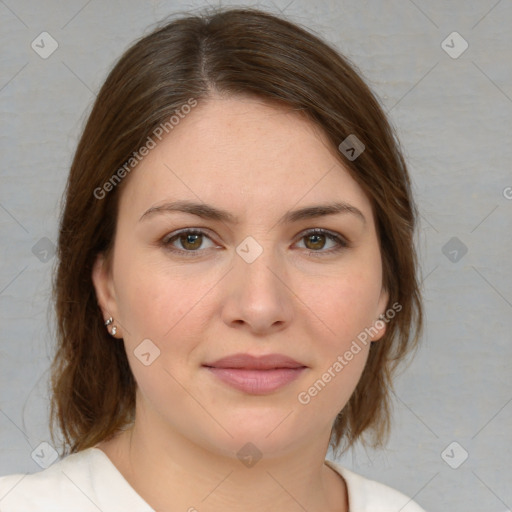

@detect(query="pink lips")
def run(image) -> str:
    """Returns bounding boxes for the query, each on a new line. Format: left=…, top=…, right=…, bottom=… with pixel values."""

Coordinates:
left=203, top=353, right=307, bottom=395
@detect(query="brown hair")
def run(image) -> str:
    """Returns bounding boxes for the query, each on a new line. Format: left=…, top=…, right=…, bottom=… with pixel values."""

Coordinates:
left=50, top=6, right=423, bottom=457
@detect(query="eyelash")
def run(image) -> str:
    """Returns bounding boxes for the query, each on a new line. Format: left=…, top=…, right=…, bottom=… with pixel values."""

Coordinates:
left=160, top=228, right=349, bottom=258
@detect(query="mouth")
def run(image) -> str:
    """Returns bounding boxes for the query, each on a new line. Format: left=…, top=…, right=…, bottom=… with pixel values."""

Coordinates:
left=202, top=353, right=308, bottom=395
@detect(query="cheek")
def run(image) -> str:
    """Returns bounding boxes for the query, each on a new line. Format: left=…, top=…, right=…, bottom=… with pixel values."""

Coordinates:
left=292, top=269, right=381, bottom=413
left=114, top=266, right=202, bottom=398
left=297, top=334, right=371, bottom=422
left=113, top=248, right=204, bottom=339
left=112, top=257, right=222, bottom=390
left=304, top=268, right=383, bottom=349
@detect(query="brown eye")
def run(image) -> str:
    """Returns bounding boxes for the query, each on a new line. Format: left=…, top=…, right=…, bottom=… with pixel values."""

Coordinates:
left=304, top=233, right=327, bottom=251
left=179, top=233, right=203, bottom=250
left=162, top=229, right=216, bottom=255
left=296, top=228, right=349, bottom=255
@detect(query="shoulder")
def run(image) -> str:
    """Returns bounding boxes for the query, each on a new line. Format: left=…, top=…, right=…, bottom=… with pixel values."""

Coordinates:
left=0, top=449, right=97, bottom=512
left=325, top=459, right=427, bottom=512
left=0, top=447, right=152, bottom=512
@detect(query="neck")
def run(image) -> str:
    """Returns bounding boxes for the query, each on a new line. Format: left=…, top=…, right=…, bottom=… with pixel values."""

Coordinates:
left=97, top=411, right=348, bottom=512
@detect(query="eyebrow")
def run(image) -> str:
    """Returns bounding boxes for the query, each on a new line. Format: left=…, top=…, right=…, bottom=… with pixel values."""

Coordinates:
left=139, top=200, right=366, bottom=226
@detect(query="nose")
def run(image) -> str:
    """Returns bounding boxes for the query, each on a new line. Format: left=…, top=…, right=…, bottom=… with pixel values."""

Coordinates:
left=220, top=240, right=294, bottom=335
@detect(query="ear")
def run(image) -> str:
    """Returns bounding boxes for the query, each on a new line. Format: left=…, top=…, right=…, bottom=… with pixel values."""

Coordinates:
left=371, top=287, right=390, bottom=342
left=92, top=252, right=120, bottom=327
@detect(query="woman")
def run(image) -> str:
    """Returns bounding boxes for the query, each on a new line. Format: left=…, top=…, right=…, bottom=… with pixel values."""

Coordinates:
left=0, top=7, right=425, bottom=511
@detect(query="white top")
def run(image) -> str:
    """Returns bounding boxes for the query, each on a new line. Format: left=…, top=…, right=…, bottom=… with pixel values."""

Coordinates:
left=0, top=447, right=426, bottom=511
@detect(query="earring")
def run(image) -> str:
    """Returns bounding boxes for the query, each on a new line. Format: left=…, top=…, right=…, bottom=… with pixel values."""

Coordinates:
left=104, top=317, right=117, bottom=337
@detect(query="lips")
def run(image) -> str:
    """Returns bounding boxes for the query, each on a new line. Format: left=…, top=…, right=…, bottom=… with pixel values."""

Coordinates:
left=203, top=353, right=307, bottom=395
left=203, top=353, right=306, bottom=370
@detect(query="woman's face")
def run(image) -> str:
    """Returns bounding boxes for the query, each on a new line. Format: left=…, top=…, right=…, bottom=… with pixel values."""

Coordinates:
left=93, top=95, right=389, bottom=459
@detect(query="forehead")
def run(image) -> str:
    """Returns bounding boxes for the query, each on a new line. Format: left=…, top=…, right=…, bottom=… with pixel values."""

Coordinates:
left=118, top=95, right=373, bottom=223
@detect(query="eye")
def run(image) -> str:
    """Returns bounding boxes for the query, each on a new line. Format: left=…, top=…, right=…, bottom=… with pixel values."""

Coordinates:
left=162, top=229, right=217, bottom=256
left=294, top=228, right=349, bottom=256
left=161, top=227, right=349, bottom=258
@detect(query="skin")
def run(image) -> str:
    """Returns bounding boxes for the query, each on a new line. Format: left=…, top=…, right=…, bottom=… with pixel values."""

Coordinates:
left=92, top=94, right=389, bottom=512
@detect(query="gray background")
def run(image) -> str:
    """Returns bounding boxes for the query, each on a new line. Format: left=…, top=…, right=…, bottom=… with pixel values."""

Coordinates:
left=1, top=1, right=511, bottom=511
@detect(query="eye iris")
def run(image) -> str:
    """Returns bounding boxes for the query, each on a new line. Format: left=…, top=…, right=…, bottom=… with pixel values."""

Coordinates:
left=173, top=232, right=334, bottom=252
left=181, top=233, right=202, bottom=250
left=305, top=234, right=326, bottom=250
